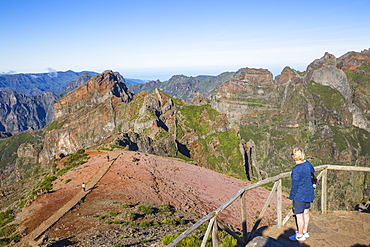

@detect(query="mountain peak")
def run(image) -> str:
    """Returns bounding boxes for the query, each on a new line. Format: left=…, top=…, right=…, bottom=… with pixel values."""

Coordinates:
left=54, top=70, right=133, bottom=119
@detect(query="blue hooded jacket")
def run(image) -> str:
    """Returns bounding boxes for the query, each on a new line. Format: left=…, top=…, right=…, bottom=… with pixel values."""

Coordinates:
left=289, top=160, right=315, bottom=202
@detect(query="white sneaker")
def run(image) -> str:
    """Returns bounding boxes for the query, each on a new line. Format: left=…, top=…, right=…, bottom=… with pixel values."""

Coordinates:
left=296, top=231, right=309, bottom=238
left=289, top=233, right=306, bottom=241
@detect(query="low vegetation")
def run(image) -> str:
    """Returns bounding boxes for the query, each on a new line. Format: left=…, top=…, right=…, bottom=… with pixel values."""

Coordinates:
left=84, top=201, right=239, bottom=246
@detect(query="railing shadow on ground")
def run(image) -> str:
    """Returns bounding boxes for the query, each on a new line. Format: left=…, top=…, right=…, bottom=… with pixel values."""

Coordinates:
left=167, top=165, right=370, bottom=247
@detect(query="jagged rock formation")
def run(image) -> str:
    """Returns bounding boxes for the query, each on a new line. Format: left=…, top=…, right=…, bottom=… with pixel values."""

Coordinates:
left=0, top=71, right=95, bottom=135
left=61, top=72, right=94, bottom=95
left=129, top=72, right=235, bottom=102
left=306, top=51, right=370, bottom=132
left=210, top=68, right=281, bottom=126
left=40, top=70, right=133, bottom=163
left=0, top=91, right=58, bottom=134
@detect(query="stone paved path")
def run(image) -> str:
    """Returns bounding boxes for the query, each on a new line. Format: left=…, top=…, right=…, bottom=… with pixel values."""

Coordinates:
left=14, top=153, right=121, bottom=247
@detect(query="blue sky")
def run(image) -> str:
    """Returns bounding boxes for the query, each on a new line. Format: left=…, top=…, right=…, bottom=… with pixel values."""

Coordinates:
left=1, top=0, right=369, bottom=80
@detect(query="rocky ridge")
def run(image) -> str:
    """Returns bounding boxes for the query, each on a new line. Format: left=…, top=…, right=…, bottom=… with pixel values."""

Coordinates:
left=129, top=72, right=235, bottom=102
left=0, top=70, right=97, bottom=96
left=0, top=72, right=94, bottom=136
left=0, top=91, right=58, bottom=134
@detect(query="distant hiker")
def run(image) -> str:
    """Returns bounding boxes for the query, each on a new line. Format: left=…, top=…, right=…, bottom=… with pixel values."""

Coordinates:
left=106, top=155, right=110, bottom=162
left=82, top=182, right=86, bottom=192
left=289, top=148, right=315, bottom=242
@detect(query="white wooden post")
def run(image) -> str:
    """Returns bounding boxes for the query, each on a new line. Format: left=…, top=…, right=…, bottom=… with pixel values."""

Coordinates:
left=321, top=168, right=328, bottom=214
left=277, top=179, right=283, bottom=228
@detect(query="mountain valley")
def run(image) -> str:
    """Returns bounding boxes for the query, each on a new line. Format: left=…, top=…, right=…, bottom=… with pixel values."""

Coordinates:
left=0, top=48, right=370, bottom=246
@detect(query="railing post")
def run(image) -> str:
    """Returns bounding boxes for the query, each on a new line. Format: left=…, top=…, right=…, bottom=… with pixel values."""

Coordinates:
left=212, top=219, right=219, bottom=247
left=201, top=217, right=215, bottom=247
left=321, top=168, right=328, bottom=214
left=277, top=179, right=282, bottom=228
left=241, top=192, right=248, bottom=243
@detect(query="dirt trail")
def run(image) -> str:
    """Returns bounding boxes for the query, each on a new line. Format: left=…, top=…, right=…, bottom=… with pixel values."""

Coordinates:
left=14, top=151, right=122, bottom=246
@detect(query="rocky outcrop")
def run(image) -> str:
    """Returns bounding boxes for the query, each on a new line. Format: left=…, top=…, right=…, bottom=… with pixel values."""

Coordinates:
left=310, top=65, right=351, bottom=99
left=54, top=70, right=133, bottom=119
left=0, top=91, right=58, bottom=134
left=40, top=70, right=134, bottom=163
left=276, top=66, right=304, bottom=84
left=210, top=68, right=282, bottom=126
left=305, top=51, right=370, bottom=132
left=17, top=142, right=43, bottom=163
left=62, top=73, right=94, bottom=95
left=189, top=92, right=210, bottom=105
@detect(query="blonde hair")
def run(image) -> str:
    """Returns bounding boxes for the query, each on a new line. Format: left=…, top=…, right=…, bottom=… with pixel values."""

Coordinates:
left=291, top=148, right=305, bottom=161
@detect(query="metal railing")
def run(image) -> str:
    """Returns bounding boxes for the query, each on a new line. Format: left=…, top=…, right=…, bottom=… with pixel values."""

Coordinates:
left=167, top=165, right=370, bottom=246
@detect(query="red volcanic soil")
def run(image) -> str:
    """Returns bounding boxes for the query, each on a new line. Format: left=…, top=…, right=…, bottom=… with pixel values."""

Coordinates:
left=14, top=150, right=290, bottom=245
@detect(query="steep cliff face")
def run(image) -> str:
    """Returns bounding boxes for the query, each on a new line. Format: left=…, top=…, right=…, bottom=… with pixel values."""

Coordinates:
left=210, top=68, right=284, bottom=126
left=210, top=50, right=370, bottom=180
left=305, top=50, right=370, bottom=132
left=0, top=91, right=58, bottom=134
left=113, top=88, right=242, bottom=176
left=40, top=70, right=134, bottom=162
left=0, top=72, right=95, bottom=136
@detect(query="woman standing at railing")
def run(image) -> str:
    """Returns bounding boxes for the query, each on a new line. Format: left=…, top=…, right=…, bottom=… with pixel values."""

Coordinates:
left=289, top=147, right=315, bottom=242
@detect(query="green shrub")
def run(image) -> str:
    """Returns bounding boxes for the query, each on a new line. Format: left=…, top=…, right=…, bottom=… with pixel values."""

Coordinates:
left=36, top=175, right=57, bottom=191
left=136, top=205, right=154, bottom=214
left=113, top=244, right=124, bottom=247
left=108, top=212, right=120, bottom=217
left=129, top=222, right=139, bottom=226
left=110, top=144, right=125, bottom=149
left=162, top=235, right=178, bottom=245
left=139, top=220, right=152, bottom=227
left=0, top=210, right=14, bottom=228
left=121, top=203, right=131, bottom=208
left=162, top=217, right=184, bottom=225
left=161, top=235, right=204, bottom=246
left=0, top=224, right=16, bottom=237
left=159, top=204, right=171, bottom=213
left=57, top=149, right=90, bottom=176
left=222, top=234, right=237, bottom=247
